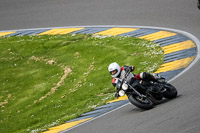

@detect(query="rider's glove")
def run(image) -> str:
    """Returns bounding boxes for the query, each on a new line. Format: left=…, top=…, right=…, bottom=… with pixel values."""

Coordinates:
left=115, top=92, right=119, bottom=99
left=125, top=67, right=131, bottom=73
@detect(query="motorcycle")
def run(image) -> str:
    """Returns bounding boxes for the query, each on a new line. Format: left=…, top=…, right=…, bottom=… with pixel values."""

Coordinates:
left=115, top=69, right=178, bottom=110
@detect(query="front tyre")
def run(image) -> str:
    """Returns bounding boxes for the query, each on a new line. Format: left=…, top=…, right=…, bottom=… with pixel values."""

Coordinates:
left=128, top=94, right=154, bottom=110
left=164, top=83, right=177, bottom=99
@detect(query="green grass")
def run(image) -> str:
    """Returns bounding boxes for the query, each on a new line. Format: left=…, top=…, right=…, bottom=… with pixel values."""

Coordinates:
left=0, top=34, right=164, bottom=133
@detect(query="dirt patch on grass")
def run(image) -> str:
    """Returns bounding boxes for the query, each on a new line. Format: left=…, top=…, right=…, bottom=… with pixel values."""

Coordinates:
left=0, top=94, right=12, bottom=107
left=30, top=56, right=72, bottom=103
left=30, top=56, right=56, bottom=65
left=35, top=66, right=72, bottom=103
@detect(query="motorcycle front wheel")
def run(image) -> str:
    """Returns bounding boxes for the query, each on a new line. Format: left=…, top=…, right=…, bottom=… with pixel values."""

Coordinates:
left=128, top=94, right=154, bottom=110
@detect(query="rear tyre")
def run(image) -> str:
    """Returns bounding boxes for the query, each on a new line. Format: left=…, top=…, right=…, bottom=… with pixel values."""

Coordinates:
left=128, top=94, right=154, bottom=110
left=164, top=83, right=177, bottom=99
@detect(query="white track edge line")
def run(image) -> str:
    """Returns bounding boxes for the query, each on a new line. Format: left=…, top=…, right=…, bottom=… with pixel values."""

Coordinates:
left=59, top=102, right=131, bottom=133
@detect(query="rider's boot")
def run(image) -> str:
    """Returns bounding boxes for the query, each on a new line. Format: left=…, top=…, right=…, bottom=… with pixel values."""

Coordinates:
left=141, top=72, right=158, bottom=82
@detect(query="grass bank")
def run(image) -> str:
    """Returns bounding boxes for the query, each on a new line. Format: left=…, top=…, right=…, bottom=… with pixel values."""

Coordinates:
left=0, top=34, right=164, bottom=133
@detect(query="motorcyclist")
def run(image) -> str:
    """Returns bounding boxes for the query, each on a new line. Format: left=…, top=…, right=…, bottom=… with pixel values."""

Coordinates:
left=108, top=62, right=158, bottom=97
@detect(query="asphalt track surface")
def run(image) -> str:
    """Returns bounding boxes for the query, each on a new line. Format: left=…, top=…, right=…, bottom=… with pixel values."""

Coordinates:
left=1, top=0, right=200, bottom=133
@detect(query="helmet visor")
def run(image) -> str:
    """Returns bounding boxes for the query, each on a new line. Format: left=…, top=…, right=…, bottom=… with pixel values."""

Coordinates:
left=110, top=69, right=118, bottom=75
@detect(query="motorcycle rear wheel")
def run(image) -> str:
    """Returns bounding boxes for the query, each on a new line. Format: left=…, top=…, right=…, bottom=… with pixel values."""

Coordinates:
left=164, top=83, right=177, bottom=99
left=128, top=94, right=154, bottom=110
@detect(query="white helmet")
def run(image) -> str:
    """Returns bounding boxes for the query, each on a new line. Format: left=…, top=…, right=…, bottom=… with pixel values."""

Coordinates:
left=108, top=62, right=121, bottom=78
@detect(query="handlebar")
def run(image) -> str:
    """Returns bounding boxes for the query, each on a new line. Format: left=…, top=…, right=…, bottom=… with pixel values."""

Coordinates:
left=124, top=68, right=131, bottom=79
